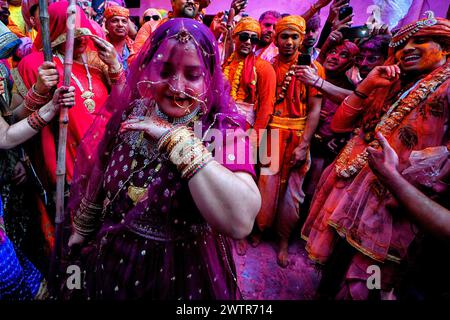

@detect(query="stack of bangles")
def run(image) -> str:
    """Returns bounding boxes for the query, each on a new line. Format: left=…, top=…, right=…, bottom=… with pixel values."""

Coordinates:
left=24, top=85, right=51, bottom=112
left=313, top=76, right=324, bottom=89
left=27, top=109, right=49, bottom=131
left=158, top=126, right=214, bottom=180
left=73, top=197, right=103, bottom=237
left=108, top=64, right=125, bottom=84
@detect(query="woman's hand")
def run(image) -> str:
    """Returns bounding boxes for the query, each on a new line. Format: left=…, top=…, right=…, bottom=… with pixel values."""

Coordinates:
left=50, top=86, right=76, bottom=113
left=91, top=35, right=121, bottom=70
left=360, top=64, right=401, bottom=90
left=35, top=61, right=59, bottom=95
left=68, top=231, right=86, bottom=249
left=294, top=64, right=320, bottom=87
left=119, top=112, right=173, bottom=141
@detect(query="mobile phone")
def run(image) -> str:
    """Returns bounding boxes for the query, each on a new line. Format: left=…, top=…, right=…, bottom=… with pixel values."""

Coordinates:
left=223, top=10, right=229, bottom=23
left=297, top=53, right=311, bottom=66
left=340, top=25, right=370, bottom=40
left=339, top=5, right=353, bottom=21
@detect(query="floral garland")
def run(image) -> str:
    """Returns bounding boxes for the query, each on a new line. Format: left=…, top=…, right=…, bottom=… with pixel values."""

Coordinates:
left=274, top=57, right=296, bottom=105
left=335, top=62, right=450, bottom=179
left=223, top=53, right=244, bottom=101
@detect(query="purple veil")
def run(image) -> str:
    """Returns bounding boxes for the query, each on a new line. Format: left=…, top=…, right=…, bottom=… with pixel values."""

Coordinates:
left=68, top=17, right=247, bottom=216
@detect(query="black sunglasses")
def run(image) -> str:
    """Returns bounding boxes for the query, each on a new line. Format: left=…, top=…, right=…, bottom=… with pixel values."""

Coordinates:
left=238, top=33, right=259, bottom=45
left=144, top=15, right=161, bottom=22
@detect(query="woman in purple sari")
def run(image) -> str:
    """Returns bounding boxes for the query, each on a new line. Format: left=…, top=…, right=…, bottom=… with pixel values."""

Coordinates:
left=67, top=18, right=261, bottom=300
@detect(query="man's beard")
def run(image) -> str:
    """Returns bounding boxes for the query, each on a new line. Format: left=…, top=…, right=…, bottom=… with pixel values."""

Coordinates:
left=260, top=33, right=273, bottom=46
left=181, top=5, right=197, bottom=18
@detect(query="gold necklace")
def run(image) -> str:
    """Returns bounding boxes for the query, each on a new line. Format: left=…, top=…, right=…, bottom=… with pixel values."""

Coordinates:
left=56, top=53, right=96, bottom=113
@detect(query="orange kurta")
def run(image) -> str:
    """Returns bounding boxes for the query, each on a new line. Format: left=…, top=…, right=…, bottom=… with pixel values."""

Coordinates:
left=223, top=54, right=276, bottom=133
left=256, top=52, right=325, bottom=236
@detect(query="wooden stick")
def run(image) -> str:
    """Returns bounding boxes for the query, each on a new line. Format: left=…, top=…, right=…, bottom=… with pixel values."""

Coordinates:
left=39, top=0, right=52, bottom=62
left=50, top=0, right=77, bottom=298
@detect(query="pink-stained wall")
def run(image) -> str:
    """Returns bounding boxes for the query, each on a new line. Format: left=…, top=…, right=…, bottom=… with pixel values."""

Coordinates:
left=128, top=0, right=448, bottom=28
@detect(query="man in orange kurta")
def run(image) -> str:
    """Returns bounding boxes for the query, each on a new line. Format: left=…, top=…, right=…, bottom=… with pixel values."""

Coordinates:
left=256, top=15, right=324, bottom=267
left=222, top=17, right=277, bottom=255
left=222, top=17, right=276, bottom=133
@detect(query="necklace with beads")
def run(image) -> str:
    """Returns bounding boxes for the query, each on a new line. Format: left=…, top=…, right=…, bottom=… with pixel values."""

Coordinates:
left=56, top=52, right=95, bottom=113
left=335, top=62, right=450, bottom=178
left=274, top=56, right=296, bottom=105
left=223, top=53, right=244, bottom=101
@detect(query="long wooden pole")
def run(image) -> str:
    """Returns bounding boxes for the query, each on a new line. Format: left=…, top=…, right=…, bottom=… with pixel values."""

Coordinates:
left=39, top=0, right=52, bottom=62
left=49, top=0, right=77, bottom=298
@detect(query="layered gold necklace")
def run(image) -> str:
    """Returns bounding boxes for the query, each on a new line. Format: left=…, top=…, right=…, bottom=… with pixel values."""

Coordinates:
left=56, top=52, right=95, bottom=113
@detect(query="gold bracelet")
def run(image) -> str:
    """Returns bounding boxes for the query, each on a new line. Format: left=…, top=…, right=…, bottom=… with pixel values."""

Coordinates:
left=182, top=153, right=213, bottom=179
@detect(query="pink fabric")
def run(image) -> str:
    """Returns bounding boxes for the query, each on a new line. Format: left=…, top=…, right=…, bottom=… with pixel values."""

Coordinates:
left=302, top=66, right=450, bottom=265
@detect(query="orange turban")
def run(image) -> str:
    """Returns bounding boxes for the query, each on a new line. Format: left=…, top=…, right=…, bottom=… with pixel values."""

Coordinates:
left=390, top=11, right=450, bottom=49
left=275, top=15, right=306, bottom=36
left=233, top=17, right=262, bottom=37
left=104, top=6, right=130, bottom=20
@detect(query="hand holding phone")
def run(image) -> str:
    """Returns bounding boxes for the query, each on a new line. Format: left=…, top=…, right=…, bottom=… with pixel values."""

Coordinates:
left=339, top=5, right=353, bottom=21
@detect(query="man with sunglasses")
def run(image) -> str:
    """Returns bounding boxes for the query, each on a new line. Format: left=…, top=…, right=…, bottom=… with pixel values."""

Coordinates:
left=222, top=17, right=276, bottom=132
left=254, top=15, right=324, bottom=268
left=104, top=5, right=135, bottom=71
left=142, top=10, right=162, bottom=24
left=221, top=17, right=276, bottom=255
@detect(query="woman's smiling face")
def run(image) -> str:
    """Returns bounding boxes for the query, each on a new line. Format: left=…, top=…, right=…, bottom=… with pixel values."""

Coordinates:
left=149, top=39, right=206, bottom=118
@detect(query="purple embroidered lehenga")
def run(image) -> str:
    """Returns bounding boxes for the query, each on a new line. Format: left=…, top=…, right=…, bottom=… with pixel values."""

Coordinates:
left=67, top=18, right=255, bottom=300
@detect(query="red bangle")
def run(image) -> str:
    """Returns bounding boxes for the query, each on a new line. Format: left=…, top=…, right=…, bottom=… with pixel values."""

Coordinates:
left=27, top=110, right=48, bottom=131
